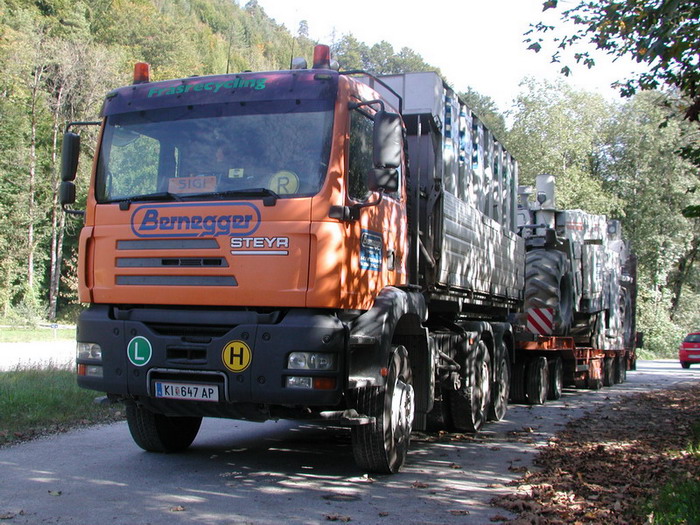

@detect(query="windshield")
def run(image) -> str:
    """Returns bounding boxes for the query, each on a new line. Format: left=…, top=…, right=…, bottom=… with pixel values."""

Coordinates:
left=96, top=99, right=333, bottom=203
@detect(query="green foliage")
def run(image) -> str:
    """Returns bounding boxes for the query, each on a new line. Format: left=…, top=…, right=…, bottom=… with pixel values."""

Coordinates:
left=332, top=34, right=437, bottom=75
left=506, top=78, right=624, bottom=216
left=527, top=0, right=700, bottom=122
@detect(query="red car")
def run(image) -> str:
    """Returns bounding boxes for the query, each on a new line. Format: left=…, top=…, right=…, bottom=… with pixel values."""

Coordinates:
left=679, top=332, right=700, bottom=369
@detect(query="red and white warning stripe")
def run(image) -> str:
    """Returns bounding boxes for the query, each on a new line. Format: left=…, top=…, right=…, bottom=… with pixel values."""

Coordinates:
left=527, top=308, right=554, bottom=335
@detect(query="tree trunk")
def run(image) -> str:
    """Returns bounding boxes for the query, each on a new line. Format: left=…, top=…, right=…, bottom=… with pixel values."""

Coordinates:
left=669, top=232, right=700, bottom=320
left=48, top=85, right=65, bottom=320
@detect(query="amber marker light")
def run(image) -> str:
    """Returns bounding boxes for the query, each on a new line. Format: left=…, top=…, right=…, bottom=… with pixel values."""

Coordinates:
left=133, top=62, right=151, bottom=84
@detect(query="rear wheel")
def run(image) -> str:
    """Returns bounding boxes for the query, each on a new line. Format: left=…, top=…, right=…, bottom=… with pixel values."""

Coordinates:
left=587, top=360, right=603, bottom=390
left=510, top=360, right=527, bottom=403
left=681, top=361, right=691, bottom=369
left=547, top=357, right=563, bottom=400
left=603, top=357, right=615, bottom=387
left=126, top=405, right=202, bottom=453
left=351, top=346, right=414, bottom=473
left=450, top=340, right=491, bottom=432
left=489, top=354, right=510, bottom=421
left=615, top=354, right=627, bottom=383
left=526, top=357, right=549, bottom=405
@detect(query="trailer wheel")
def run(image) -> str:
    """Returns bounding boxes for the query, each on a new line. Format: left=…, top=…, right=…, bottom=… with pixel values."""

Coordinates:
left=450, top=340, right=491, bottom=432
left=603, top=357, right=615, bottom=387
left=351, top=346, right=414, bottom=474
left=524, top=250, right=574, bottom=335
left=126, top=405, right=202, bottom=453
left=489, top=354, right=510, bottom=421
left=547, top=357, right=563, bottom=400
left=615, top=354, right=627, bottom=383
left=587, top=360, right=603, bottom=390
left=510, top=360, right=527, bottom=404
left=526, top=357, right=549, bottom=405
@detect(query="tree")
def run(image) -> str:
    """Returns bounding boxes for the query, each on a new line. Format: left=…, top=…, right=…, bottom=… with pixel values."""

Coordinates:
left=506, top=78, right=623, bottom=216
left=526, top=0, right=700, bottom=122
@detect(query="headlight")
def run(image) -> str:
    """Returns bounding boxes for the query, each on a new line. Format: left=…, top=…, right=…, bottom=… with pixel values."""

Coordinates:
left=287, top=352, right=336, bottom=370
left=77, top=342, right=102, bottom=361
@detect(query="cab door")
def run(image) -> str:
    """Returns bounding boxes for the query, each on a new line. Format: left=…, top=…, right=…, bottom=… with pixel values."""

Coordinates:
left=341, top=105, right=408, bottom=309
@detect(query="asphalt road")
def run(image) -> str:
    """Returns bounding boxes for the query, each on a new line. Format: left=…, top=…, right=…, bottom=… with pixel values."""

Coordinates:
left=1, top=359, right=698, bottom=524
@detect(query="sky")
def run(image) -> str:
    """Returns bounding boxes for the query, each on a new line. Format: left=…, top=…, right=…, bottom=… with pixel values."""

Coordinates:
left=255, top=0, right=641, bottom=114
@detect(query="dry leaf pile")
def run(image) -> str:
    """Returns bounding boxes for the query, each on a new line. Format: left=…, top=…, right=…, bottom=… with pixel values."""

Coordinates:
left=491, top=384, right=700, bottom=524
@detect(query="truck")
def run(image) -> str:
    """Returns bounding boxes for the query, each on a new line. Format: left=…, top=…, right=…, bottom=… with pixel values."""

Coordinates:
left=60, top=44, right=635, bottom=474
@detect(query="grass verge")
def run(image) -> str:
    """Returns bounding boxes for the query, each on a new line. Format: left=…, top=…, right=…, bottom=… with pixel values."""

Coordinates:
left=0, top=328, right=75, bottom=343
left=0, top=364, right=122, bottom=447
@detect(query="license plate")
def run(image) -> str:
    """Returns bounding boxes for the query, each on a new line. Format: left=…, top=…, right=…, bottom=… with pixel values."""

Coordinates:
left=689, top=354, right=700, bottom=359
left=154, top=381, right=219, bottom=402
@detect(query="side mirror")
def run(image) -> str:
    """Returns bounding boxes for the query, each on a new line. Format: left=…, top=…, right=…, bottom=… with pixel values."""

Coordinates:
left=59, top=181, right=76, bottom=206
left=368, top=168, right=399, bottom=193
left=635, top=331, right=644, bottom=349
left=373, top=110, right=402, bottom=170
left=61, top=132, right=80, bottom=182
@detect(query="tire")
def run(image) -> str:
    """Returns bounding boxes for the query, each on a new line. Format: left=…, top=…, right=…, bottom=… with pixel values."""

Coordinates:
left=526, top=356, right=549, bottom=405
left=587, top=361, right=603, bottom=390
left=681, top=361, right=691, bottom=369
left=126, top=405, right=202, bottom=453
left=615, top=354, right=627, bottom=383
left=547, top=357, right=563, bottom=400
left=603, top=357, right=615, bottom=387
left=351, top=346, right=414, bottom=474
left=510, top=360, right=527, bottom=404
left=489, top=354, right=510, bottom=421
left=450, top=340, right=491, bottom=432
left=524, top=250, right=574, bottom=335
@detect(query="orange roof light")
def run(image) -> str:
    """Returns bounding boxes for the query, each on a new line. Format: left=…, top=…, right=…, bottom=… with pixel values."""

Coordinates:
left=133, top=62, right=151, bottom=84
left=312, top=45, right=331, bottom=69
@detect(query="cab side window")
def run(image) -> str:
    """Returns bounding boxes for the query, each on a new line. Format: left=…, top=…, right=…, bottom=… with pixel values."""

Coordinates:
left=348, top=109, right=374, bottom=202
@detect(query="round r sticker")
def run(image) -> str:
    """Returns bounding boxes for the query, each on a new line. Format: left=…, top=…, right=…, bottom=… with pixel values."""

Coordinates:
left=269, top=170, right=299, bottom=194
left=127, top=336, right=152, bottom=367
left=222, top=341, right=252, bottom=372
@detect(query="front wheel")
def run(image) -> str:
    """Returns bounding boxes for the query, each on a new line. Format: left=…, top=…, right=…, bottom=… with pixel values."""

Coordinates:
left=126, top=405, right=202, bottom=453
left=681, top=361, right=691, bottom=369
left=351, top=346, right=414, bottom=474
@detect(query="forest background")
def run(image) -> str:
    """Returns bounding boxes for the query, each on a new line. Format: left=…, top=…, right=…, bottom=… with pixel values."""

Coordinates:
left=0, top=0, right=697, bottom=357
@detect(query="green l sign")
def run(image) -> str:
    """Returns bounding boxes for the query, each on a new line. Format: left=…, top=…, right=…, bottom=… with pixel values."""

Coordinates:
left=127, top=336, right=152, bottom=367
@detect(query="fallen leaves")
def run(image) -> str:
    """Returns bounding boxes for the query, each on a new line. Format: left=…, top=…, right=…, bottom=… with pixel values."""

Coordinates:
left=324, top=514, right=351, bottom=522
left=492, top=384, right=700, bottom=524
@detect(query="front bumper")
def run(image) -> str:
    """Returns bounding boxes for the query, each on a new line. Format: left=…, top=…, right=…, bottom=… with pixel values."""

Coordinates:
left=76, top=305, right=347, bottom=410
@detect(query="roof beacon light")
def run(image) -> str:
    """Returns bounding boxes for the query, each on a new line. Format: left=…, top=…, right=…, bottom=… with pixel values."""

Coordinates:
left=312, top=45, right=331, bottom=69
left=133, top=62, right=151, bottom=84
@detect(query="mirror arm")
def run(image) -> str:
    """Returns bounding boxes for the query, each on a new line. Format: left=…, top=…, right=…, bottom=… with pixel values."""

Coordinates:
left=329, top=191, right=384, bottom=222
left=62, top=205, right=85, bottom=217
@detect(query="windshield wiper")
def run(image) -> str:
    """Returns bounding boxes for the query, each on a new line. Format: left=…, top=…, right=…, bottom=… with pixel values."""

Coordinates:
left=210, top=188, right=280, bottom=206
left=114, top=191, right=184, bottom=210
